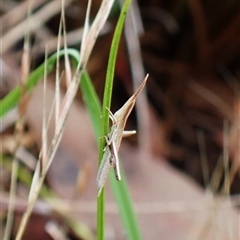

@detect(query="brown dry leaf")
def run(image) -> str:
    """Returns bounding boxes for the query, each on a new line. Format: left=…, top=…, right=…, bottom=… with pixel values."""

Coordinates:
left=26, top=81, right=97, bottom=198
left=26, top=81, right=239, bottom=239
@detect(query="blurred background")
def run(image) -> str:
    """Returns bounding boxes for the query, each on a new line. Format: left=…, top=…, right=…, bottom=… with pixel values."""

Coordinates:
left=1, top=0, right=239, bottom=239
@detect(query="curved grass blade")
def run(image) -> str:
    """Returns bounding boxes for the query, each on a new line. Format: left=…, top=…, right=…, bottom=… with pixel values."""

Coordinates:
left=0, top=49, right=80, bottom=118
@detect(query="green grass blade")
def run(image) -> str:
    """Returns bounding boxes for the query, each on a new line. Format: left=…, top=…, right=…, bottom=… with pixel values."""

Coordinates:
left=0, top=49, right=80, bottom=118
left=97, top=0, right=129, bottom=238
left=109, top=168, right=142, bottom=240
left=93, top=0, right=142, bottom=239
left=79, top=72, right=102, bottom=141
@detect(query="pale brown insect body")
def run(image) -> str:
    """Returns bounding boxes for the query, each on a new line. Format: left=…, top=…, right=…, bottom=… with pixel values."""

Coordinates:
left=97, top=74, right=149, bottom=196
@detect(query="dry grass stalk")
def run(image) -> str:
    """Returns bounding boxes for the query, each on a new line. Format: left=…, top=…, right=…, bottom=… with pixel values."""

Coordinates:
left=3, top=14, right=31, bottom=240
left=15, top=0, right=116, bottom=239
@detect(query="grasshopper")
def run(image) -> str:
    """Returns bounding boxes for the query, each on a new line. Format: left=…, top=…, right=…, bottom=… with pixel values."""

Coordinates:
left=97, top=74, right=149, bottom=196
